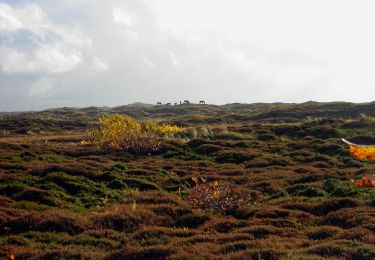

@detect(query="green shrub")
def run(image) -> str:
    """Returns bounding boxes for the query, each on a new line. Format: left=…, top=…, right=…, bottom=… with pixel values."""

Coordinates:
left=196, top=144, right=222, bottom=154
left=323, top=179, right=360, bottom=197
left=286, top=184, right=326, bottom=197
left=316, top=142, right=346, bottom=156
left=257, top=133, right=276, bottom=141
left=215, top=150, right=256, bottom=164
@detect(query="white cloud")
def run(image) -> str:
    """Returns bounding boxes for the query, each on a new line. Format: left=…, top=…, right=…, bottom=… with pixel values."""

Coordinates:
left=113, top=7, right=135, bottom=27
left=93, top=57, right=110, bottom=71
left=112, top=7, right=139, bottom=43
left=218, top=47, right=256, bottom=75
left=167, top=51, right=178, bottom=66
left=13, top=3, right=48, bottom=35
left=0, top=3, right=23, bottom=31
left=0, top=44, right=82, bottom=74
left=29, top=77, right=54, bottom=96
left=124, top=29, right=139, bottom=43
left=0, top=3, right=91, bottom=75
left=141, top=56, right=155, bottom=69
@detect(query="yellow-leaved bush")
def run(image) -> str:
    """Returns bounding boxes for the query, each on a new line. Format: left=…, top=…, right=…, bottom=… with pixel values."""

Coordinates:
left=82, top=114, right=182, bottom=153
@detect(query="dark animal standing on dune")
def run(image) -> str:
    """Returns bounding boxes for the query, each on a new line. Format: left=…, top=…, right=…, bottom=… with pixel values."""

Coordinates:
left=199, top=100, right=206, bottom=104
left=184, top=100, right=190, bottom=104
left=157, top=102, right=162, bottom=105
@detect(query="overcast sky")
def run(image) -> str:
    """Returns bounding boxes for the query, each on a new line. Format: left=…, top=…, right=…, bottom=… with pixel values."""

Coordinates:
left=0, top=0, right=374, bottom=111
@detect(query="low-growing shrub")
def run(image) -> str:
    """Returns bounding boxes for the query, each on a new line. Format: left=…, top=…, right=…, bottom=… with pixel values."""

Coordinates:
left=311, top=198, right=360, bottom=216
left=108, top=245, right=175, bottom=260
left=350, top=135, right=375, bottom=144
left=316, top=142, right=346, bottom=156
left=244, top=157, right=271, bottom=168
left=215, top=150, right=256, bottom=164
left=257, top=133, right=276, bottom=141
left=286, top=184, right=326, bottom=198
left=186, top=177, right=256, bottom=215
left=92, top=211, right=144, bottom=233
left=239, top=225, right=275, bottom=239
left=306, top=226, right=342, bottom=240
left=4, top=210, right=87, bottom=235
left=336, top=227, right=375, bottom=243
left=320, top=208, right=370, bottom=228
left=174, top=213, right=209, bottom=228
left=323, top=179, right=360, bottom=197
left=196, top=144, right=222, bottom=154
left=83, top=114, right=182, bottom=154
left=307, top=126, right=341, bottom=139
left=123, top=177, right=161, bottom=191
left=12, top=188, right=59, bottom=206
left=248, top=180, right=284, bottom=194
left=214, top=131, right=251, bottom=140
left=207, top=219, right=247, bottom=233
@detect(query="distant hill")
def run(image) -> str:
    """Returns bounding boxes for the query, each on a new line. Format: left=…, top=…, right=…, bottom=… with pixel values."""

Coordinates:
left=0, top=101, right=374, bottom=133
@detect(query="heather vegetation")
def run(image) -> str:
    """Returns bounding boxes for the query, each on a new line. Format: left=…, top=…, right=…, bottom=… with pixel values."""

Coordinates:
left=0, top=102, right=375, bottom=259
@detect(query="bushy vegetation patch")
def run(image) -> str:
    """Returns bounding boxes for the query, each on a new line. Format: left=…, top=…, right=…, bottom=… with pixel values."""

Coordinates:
left=83, top=114, right=182, bottom=154
left=186, top=177, right=256, bottom=215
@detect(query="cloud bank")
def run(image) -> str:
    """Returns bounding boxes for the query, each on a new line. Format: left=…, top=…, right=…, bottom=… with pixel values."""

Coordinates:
left=0, top=0, right=374, bottom=111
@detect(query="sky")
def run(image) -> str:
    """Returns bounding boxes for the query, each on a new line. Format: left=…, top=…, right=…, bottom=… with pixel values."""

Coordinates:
left=0, top=0, right=375, bottom=111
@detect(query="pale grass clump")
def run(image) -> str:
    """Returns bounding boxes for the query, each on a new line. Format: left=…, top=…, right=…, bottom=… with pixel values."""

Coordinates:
left=178, top=126, right=214, bottom=140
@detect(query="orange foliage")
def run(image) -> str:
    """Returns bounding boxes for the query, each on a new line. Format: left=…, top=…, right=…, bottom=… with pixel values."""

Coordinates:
left=349, top=144, right=375, bottom=161
left=342, top=138, right=375, bottom=161
left=352, top=174, right=375, bottom=188
left=343, top=138, right=375, bottom=188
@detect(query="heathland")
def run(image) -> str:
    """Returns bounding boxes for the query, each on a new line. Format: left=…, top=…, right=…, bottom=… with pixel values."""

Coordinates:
left=0, top=101, right=375, bottom=259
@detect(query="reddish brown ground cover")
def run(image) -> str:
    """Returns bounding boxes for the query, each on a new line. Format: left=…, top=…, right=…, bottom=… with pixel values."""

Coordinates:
left=0, top=103, right=375, bottom=259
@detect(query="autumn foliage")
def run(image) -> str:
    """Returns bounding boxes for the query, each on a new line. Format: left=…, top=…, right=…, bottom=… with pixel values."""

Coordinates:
left=187, top=177, right=256, bottom=214
left=352, top=174, right=375, bottom=188
left=349, top=144, right=375, bottom=161
left=342, top=139, right=375, bottom=187
left=82, top=114, right=182, bottom=153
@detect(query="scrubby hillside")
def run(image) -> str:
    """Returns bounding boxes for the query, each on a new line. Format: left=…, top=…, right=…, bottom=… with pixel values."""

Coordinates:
left=1, top=101, right=375, bottom=133
left=0, top=102, right=375, bottom=259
